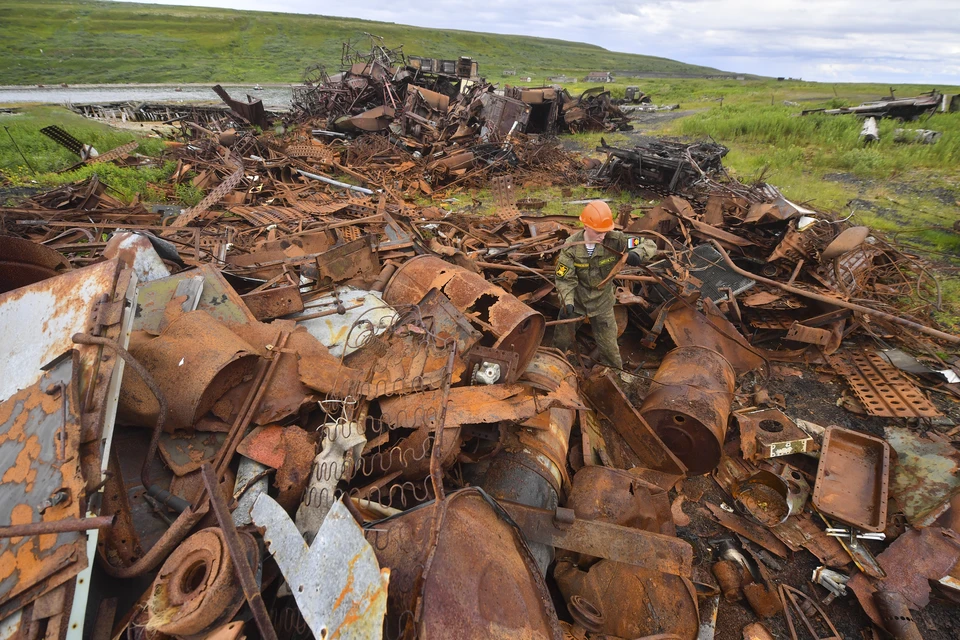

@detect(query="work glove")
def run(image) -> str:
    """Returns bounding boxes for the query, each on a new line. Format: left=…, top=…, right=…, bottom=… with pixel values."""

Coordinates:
left=626, top=250, right=644, bottom=267
left=559, top=304, right=575, bottom=319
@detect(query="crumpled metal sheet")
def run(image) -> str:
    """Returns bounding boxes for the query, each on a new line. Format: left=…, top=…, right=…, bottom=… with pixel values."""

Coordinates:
left=368, top=488, right=563, bottom=640
left=379, top=382, right=580, bottom=430
left=885, top=425, right=960, bottom=526
left=849, top=527, right=960, bottom=627
left=252, top=495, right=389, bottom=640
left=663, top=300, right=765, bottom=376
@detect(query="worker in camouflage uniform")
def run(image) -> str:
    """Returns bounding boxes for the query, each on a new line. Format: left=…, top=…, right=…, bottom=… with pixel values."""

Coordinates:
left=554, top=200, right=657, bottom=369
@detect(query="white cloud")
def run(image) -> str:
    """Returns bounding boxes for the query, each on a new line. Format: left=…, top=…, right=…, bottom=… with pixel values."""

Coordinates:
left=111, top=0, right=960, bottom=83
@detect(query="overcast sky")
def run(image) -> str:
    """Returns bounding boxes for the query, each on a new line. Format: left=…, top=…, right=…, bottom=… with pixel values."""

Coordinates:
left=122, top=0, right=960, bottom=84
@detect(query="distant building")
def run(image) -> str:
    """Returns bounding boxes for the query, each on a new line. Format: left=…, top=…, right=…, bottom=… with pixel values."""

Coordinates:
left=584, top=71, right=613, bottom=82
left=548, top=75, right=575, bottom=83
left=502, top=69, right=516, bottom=76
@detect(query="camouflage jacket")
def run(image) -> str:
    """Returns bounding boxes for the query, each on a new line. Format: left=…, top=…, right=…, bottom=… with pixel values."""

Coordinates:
left=554, top=229, right=656, bottom=315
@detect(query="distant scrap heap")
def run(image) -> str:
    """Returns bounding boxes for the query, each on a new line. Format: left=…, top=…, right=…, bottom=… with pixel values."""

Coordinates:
left=291, top=34, right=633, bottom=156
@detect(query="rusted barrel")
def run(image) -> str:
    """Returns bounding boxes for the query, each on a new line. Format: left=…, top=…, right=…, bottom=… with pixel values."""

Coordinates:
left=383, top=255, right=545, bottom=372
left=640, top=346, right=735, bottom=475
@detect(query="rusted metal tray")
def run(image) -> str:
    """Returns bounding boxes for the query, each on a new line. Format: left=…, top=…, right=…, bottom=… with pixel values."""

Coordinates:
left=813, top=426, right=890, bottom=533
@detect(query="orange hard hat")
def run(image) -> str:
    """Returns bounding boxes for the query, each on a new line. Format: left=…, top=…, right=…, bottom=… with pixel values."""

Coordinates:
left=579, top=200, right=614, bottom=232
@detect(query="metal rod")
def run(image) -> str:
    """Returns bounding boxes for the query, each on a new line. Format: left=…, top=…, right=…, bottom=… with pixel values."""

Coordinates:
left=708, top=241, right=960, bottom=344
left=200, top=463, right=279, bottom=640
left=3, top=125, right=36, bottom=173
left=0, top=515, right=114, bottom=538
left=296, top=169, right=375, bottom=195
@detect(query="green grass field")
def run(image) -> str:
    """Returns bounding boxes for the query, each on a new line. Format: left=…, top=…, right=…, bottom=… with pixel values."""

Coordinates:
left=0, top=0, right=725, bottom=85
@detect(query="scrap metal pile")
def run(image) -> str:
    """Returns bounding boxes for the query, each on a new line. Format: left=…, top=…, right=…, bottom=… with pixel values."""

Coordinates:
left=1, top=67, right=960, bottom=640
left=291, top=36, right=630, bottom=156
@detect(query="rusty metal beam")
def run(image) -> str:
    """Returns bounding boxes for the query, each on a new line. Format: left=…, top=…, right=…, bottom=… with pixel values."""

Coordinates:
left=498, top=501, right=693, bottom=576
left=201, top=463, right=279, bottom=640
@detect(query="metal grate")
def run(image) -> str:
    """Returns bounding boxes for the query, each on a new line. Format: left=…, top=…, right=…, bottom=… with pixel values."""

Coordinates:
left=828, top=351, right=941, bottom=418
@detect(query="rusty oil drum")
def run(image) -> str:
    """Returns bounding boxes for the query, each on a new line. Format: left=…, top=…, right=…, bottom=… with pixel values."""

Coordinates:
left=640, top=345, right=735, bottom=475
left=382, top=254, right=545, bottom=372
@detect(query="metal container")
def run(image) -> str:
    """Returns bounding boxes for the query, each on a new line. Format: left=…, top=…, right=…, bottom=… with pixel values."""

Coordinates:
left=640, top=346, right=735, bottom=475
left=383, top=255, right=545, bottom=373
left=813, top=426, right=890, bottom=532
left=0, top=236, right=72, bottom=294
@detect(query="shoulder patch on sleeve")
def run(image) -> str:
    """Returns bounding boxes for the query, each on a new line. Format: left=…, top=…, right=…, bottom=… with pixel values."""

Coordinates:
left=627, top=236, right=640, bottom=249
left=556, top=263, right=569, bottom=277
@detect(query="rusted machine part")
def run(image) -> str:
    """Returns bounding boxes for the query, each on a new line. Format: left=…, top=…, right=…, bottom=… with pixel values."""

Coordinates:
left=813, top=426, right=890, bottom=533
left=712, top=560, right=743, bottom=602
left=568, top=595, right=604, bottom=633
left=639, top=346, right=735, bottom=475
left=743, top=582, right=783, bottom=619
left=463, top=349, right=578, bottom=572
left=382, top=254, right=545, bottom=372
left=0, top=236, right=72, bottom=294
left=0, top=515, right=113, bottom=538
left=874, top=591, right=924, bottom=640
left=367, top=488, right=563, bottom=640
left=119, top=310, right=257, bottom=432
left=708, top=240, right=960, bottom=345
left=732, top=468, right=809, bottom=527
left=554, top=559, right=699, bottom=640
left=566, top=466, right=674, bottom=538
left=146, top=526, right=259, bottom=638
left=201, top=464, right=279, bottom=640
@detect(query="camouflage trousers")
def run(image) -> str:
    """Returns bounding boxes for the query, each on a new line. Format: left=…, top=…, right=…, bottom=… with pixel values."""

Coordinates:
left=552, top=307, right=622, bottom=369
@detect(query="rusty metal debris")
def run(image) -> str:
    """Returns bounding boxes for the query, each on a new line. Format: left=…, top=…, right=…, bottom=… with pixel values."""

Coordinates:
left=812, top=426, right=891, bottom=533
left=0, top=33, right=959, bottom=640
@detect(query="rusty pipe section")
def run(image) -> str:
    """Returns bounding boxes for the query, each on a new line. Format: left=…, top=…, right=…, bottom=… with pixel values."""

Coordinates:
left=640, top=346, right=735, bottom=475
left=382, top=254, right=545, bottom=372
left=0, top=515, right=114, bottom=538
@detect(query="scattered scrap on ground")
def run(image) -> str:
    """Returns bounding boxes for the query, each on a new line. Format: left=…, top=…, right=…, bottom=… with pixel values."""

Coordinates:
left=0, top=35, right=959, bottom=640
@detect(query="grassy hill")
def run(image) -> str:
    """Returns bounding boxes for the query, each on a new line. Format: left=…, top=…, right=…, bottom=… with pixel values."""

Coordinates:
left=0, top=0, right=729, bottom=85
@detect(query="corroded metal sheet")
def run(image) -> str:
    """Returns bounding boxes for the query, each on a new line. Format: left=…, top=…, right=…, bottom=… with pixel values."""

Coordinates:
left=828, top=351, right=941, bottom=418
left=134, top=266, right=257, bottom=334
left=368, top=489, right=561, bottom=640
left=0, top=356, right=86, bottom=612
left=0, top=260, right=121, bottom=405
left=581, top=371, right=686, bottom=477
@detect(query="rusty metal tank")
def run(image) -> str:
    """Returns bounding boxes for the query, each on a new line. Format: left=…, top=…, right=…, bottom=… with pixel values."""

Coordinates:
left=382, top=255, right=545, bottom=372
left=639, top=346, right=735, bottom=475
left=0, top=236, right=72, bottom=294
